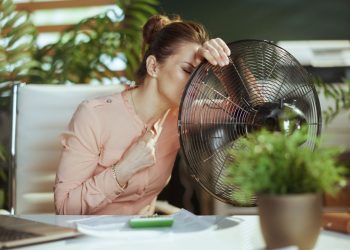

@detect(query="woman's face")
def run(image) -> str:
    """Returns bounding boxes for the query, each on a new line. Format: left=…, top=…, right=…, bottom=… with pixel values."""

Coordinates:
left=156, top=42, right=202, bottom=107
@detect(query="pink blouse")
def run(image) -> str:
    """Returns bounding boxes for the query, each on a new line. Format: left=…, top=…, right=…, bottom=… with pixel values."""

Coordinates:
left=54, top=89, right=180, bottom=215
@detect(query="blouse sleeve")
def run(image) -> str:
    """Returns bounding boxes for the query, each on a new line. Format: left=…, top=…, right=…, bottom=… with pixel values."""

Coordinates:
left=54, top=101, right=125, bottom=215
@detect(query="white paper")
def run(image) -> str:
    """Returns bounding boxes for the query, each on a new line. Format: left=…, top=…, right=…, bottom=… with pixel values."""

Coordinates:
left=70, top=209, right=215, bottom=240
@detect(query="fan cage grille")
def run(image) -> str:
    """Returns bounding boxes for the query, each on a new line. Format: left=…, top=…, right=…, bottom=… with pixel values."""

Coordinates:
left=178, top=40, right=322, bottom=206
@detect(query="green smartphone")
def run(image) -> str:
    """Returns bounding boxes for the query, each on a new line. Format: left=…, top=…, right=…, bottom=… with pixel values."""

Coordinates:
left=128, top=216, right=174, bottom=228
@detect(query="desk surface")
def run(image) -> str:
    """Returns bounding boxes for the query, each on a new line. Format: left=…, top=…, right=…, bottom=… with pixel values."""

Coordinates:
left=16, top=214, right=350, bottom=250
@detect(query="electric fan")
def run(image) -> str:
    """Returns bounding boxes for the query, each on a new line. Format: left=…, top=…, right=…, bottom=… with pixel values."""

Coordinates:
left=178, top=39, right=322, bottom=206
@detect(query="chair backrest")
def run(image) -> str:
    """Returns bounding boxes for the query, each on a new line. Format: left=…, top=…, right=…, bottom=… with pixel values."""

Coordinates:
left=10, top=83, right=125, bottom=214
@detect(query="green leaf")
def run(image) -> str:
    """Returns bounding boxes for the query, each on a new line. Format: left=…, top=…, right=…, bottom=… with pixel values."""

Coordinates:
left=124, top=10, right=149, bottom=25
left=0, top=0, right=15, bottom=19
left=7, top=43, right=33, bottom=55
left=125, top=50, right=139, bottom=69
left=0, top=52, right=7, bottom=62
left=133, top=0, right=159, bottom=5
left=2, top=12, right=27, bottom=31
left=7, top=51, right=31, bottom=64
left=122, top=19, right=143, bottom=33
left=12, top=60, right=40, bottom=76
left=8, top=26, right=36, bottom=47
left=128, top=2, right=158, bottom=16
left=0, top=144, right=6, bottom=162
left=315, top=78, right=350, bottom=124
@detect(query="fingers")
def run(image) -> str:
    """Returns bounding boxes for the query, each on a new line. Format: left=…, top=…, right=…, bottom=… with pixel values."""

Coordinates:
left=210, top=39, right=230, bottom=65
left=199, top=38, right=231, bottom=67
left=215, top=38, right=231, bottom=56
left=198, top=46, right=218, bottom=66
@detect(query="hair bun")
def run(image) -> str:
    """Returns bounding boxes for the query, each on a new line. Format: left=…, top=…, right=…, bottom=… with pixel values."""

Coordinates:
left=142, top=15, right=179, bottom=45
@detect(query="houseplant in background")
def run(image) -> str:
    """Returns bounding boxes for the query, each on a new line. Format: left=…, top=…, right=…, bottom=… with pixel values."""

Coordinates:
left=30, top=0, right=159, bottom=84
left=0, top=0, right=38, bottom=101
left=226, top=129, right=347, bottom=250
left=314, top=77, right=350, bottom=124
left=313, top=77, right=350, bottom=207
left=1, top=0, right=159, bottom=87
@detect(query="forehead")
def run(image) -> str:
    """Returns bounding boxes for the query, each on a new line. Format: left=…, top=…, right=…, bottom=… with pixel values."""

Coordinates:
left=169, top=42, right=201, bottom=63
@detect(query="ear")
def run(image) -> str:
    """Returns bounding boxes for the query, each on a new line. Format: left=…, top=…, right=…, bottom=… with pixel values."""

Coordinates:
left=146, top=55, right=159, bottom=78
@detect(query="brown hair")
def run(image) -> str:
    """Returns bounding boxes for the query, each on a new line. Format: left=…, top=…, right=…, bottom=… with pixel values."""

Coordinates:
left=136, top=15, right=209, bottom=83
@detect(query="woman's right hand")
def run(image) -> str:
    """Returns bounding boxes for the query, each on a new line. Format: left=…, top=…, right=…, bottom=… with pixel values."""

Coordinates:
left=115, top=110, right=170, bottom=186
left=197, top=38, right=231, bottom=67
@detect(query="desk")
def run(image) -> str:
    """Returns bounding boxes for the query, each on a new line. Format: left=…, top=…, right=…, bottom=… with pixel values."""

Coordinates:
left=17, top=214, right=350, bottom=250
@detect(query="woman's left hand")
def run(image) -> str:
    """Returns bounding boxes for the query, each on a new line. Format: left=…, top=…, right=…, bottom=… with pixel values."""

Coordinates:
left=197, top=38, right=231, bottom=67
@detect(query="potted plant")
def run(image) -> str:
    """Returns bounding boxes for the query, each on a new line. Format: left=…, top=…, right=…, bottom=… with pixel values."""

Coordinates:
left=225, top=129, right=347, bottom=250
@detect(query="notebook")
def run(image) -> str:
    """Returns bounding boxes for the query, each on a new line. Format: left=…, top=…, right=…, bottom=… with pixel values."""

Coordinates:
left=0, top=215, right=80, bottom=249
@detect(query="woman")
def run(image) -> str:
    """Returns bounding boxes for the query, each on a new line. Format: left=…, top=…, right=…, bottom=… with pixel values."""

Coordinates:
left=54, top=14, right=230, bottom=215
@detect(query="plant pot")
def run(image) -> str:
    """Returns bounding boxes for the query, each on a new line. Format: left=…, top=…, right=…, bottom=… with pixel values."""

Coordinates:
left=258, top=193, right=322, bottom=250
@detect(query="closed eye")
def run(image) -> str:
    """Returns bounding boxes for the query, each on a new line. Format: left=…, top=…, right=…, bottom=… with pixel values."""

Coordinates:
left=182, top=62, right=196, bottom=74
left=183, top=68, right=192, bottom=74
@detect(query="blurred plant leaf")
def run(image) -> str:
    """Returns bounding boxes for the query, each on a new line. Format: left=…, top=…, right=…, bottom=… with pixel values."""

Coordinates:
left=0, top=144, right=6, bottom=162
left=0, top=189, right=4, bottom=209
left=314, top=77, right=350, bottom=124
left=31, top=0, right=159, bottom=84
left=0, top=0, right=37, bottom=85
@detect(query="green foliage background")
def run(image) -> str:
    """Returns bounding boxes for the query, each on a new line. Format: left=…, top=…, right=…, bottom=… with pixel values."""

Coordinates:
left=314, top=77, right=350, bottom=124
left=0, top=0, right=37, bottom=83
left=31, top=0, right=159, bottom=84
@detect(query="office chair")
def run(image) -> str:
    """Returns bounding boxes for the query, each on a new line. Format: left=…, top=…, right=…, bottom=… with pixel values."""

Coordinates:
left=9, top=83, right=124, bottom=214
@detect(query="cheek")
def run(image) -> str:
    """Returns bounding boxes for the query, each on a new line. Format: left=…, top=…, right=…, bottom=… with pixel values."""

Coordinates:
left=169, top=69, right=188, bottom=84
left=161, top=71, right=189, bottom=98
left=171, top=72, right=190, bottom=101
